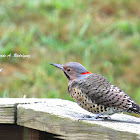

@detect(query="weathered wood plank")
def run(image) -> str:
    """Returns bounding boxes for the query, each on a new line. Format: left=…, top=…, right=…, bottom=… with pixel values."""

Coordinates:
left=17, top=98, right=140, bottom=139
left=0, top=98, right=47, bottom=123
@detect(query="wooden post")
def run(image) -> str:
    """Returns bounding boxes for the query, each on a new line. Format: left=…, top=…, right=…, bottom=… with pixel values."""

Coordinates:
left=27, top=128, right=39, bottom=140
left=0, top=124, right=24, bottom=140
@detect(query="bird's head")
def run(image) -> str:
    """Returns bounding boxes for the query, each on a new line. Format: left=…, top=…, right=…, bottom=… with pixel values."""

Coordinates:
left=50, top=62, right=92, bottom=83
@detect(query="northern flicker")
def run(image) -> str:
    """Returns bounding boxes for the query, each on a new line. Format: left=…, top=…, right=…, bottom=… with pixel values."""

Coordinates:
left=50, top=62, right=140, bottom=120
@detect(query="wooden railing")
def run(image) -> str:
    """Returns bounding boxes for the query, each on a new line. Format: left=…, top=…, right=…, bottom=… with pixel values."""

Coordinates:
left=0, top=98, right=140, bottom=139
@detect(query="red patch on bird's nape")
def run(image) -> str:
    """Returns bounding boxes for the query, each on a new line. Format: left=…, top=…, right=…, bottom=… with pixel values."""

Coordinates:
left=81, top=71, right=91, bottom=75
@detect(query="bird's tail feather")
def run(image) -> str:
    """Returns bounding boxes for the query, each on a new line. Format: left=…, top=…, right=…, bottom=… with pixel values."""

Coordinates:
left=128, top=103, right=140, bottom=115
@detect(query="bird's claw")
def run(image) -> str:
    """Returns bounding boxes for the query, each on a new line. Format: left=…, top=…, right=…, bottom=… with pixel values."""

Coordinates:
left=78, top=117, right=104, bottom=121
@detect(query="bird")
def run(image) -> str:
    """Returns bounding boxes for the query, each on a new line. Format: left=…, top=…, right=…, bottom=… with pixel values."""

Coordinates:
left=50, top=62, right=140, bottom=120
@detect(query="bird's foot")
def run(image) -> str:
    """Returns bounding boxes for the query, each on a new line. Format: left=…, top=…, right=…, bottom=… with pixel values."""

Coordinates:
left=78, top=113, right=104, bottom=121
left=104, top=116, right=111, bottom=120
left=78, top=117, right=104, bottom=121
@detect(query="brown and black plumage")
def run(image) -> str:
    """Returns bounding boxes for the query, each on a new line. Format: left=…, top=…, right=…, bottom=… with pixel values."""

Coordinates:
left=50, top=62, right=140, bottom=120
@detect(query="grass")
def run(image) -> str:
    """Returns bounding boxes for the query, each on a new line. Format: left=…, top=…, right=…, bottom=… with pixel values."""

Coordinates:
left=0, top=0, right=140, bottom=109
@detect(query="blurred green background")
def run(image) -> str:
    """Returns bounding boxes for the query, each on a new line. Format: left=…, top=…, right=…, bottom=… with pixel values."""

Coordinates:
left=0, top=0, right=140, bottom=109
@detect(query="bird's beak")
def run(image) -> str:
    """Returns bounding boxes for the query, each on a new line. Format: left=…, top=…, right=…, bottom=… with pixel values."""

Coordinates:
left=50, top=63, right=63, bottom=70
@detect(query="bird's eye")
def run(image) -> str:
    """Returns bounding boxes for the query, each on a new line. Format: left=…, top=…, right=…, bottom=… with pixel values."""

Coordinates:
left=67, top=68, right=71, bottom=72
